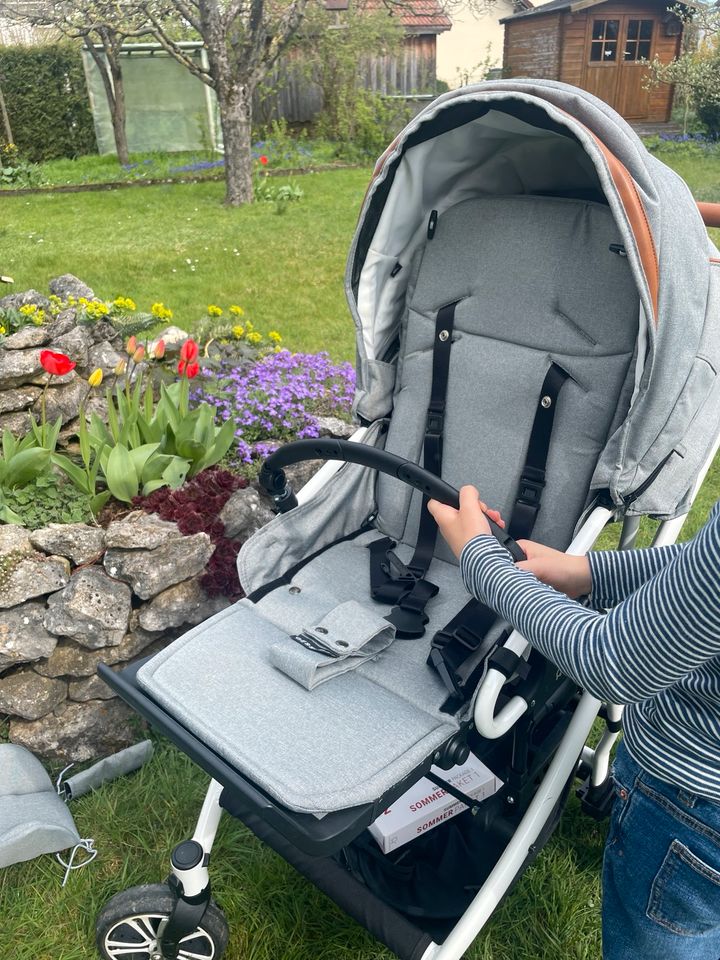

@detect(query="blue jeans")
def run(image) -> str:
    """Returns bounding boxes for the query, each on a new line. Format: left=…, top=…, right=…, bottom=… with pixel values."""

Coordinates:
left=602, top=741, right=720, bottom=959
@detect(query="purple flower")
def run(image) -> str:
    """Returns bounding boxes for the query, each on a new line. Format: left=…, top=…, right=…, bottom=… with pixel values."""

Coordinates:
left=193, top=350, right=355, bottom=467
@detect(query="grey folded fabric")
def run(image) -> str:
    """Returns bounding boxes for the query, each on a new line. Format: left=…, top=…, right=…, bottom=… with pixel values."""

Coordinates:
left=0, top=744, right=80, bottom=869
left=60, top=741, right=154, bottom=800
left=270, top=600, right=395, bottom=690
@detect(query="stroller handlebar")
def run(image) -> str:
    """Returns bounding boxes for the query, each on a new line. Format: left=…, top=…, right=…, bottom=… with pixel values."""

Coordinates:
left=259, top=438, right=526, bottom=562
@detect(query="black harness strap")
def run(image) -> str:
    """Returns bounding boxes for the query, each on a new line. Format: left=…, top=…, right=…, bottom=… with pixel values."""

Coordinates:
left=429, top=363, right=569, bottom=702
left=370, top=301, right=458, bottom=638
left=508, top=363, right=568, bottom=541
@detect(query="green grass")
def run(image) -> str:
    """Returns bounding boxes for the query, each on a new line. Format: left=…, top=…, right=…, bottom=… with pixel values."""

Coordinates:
left=0, top=737, right=607, bottom=960
left=1, top=139, right=719, bottom=960
left=0, top=170, right=369, bottom=360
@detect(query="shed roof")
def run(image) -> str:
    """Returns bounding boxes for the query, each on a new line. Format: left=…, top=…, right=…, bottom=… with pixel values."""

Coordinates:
left=500, top=0, right=687, bottom=22
left=356, top=0, right=452, bottom=32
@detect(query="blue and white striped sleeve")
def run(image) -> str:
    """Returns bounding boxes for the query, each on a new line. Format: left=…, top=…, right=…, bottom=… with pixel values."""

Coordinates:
left=459, top=503, right=720, bottom=704
left=588, top=543, right=685, bottom=607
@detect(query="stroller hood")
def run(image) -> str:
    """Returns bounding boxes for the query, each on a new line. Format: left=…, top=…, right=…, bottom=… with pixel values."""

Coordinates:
left=346, top=79, right=720, bottom=519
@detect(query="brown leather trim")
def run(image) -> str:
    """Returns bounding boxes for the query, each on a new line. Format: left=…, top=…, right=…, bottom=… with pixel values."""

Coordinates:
left=699, top=203, right=720, bottom=229
left=711, top=259, right=720, bottom=265
left=588, top=133, right=660, bottom=324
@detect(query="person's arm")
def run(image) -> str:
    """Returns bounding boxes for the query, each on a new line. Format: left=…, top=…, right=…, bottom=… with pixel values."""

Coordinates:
left=586, top=542, right=686, bottom=607
left=514, top=538, right=686, bottom=607
left=430, top=490, right=720, bottom=705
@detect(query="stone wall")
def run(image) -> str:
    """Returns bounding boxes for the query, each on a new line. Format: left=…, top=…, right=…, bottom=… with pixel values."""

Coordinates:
left=0, top=274, right=124, bottom=437
left=0, top=491, right=276, bottom=761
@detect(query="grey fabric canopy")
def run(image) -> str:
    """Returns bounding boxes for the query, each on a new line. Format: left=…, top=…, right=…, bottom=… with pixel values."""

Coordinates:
left=346, top=79, right=720, bottom=519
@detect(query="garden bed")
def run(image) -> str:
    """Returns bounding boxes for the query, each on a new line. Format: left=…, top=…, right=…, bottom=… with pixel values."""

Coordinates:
left=0, top=275, right=356, bottom=760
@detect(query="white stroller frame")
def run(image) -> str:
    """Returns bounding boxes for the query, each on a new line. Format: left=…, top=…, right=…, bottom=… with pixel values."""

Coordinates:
left=96, top=80, right=720, bottom=960
left=158, top=426, right=720, bottom=960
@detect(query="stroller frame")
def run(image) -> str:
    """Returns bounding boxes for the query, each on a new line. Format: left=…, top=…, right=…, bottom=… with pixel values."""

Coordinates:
left=100, top=428, right=720, bottom=960
left=96, top=80, right=720, bottom=960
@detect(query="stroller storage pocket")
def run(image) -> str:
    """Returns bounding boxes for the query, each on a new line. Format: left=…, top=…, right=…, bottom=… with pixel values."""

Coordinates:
left=269, top=600, right=396, bottom=690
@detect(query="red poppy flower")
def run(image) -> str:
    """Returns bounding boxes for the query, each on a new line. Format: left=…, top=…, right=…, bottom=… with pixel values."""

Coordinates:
left=39, top=350, right=76, bottom=376
left=179, top=338, right=199, bottom=363
left=259, top=155, right=268, bottom=166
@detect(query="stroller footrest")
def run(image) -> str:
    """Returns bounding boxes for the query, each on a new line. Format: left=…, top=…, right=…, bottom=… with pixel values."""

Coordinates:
left=241, top=812, right=434, bottom=960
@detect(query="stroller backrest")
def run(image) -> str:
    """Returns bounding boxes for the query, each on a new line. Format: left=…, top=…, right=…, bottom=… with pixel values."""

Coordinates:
left=349, top=84, right=720, bottom=523
left=376, top=194, right=639, bottom=558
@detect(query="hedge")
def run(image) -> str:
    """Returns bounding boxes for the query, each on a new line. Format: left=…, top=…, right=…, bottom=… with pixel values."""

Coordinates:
left=0, top=43, right=97, bottom=161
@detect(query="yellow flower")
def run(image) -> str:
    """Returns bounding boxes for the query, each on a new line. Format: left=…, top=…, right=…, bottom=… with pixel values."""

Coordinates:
left=114, top=358, right=127, bottom=376
left=0, top=325, right=5, bottom=335
left=232, top=325, right=245, bottom=339
left=78, top=297, right=89, bottom=306
left=113, top=296, right=136, bottom=311
left=87, top=368, right=103, bottom=388
left=229, top=305, right=245, bottom=317
left=207, top=304, right=223, bottom=317
left=49, top=294, right=62, bottom=305
left=268, top=330, right=282, bottom=343
left=32, top=309, right=45, bottom=325
left=245, top=320, right=254, bottom=332
left=247, top=331, right=262, bottom=345
left=151, top=302, right=173, bottom=320
left=19, top=304, right=37, bottom=316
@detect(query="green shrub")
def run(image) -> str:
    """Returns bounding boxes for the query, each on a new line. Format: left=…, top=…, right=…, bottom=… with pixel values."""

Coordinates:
left=697, top=101, right=720, bottom=138
left=0, top=43, right=97, bottom=162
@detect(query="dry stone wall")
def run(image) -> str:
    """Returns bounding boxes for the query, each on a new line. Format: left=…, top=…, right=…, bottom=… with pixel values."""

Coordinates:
left=0, top=500, right=276, bottom=762
left=0, top=274, right=124, bottom=438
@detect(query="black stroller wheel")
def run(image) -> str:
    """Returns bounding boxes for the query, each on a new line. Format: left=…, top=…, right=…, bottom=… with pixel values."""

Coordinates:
left=96, top=883, right=229, bottom=960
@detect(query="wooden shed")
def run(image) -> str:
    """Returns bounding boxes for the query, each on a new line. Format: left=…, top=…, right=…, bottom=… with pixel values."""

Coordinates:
left=501, top=0, right=684, bottom=122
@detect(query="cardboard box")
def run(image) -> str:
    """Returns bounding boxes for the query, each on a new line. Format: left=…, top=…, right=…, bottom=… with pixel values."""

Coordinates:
left=368, top=753, right=503, bottom=854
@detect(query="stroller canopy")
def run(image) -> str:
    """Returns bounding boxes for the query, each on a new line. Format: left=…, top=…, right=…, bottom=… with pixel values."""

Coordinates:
left=347, top=79, right=720, bottom=519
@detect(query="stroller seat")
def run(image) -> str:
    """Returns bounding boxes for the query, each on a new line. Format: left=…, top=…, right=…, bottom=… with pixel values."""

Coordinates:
left=137, top=193, right=639, bottom=816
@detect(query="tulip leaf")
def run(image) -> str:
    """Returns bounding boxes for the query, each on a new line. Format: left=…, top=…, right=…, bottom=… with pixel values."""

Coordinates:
left=105, top=443, right=139, bottom=503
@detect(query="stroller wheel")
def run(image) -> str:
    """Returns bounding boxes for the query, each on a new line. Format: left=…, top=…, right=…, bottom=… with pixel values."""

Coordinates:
left=96, top=883, right=229, bottom=960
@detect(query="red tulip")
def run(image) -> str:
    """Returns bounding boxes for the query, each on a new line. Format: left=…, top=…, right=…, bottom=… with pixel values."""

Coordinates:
left=178, top=359, right=200, bottom=379
left=39, top=350, right=76, bottom=376
left=179, top=338, right=199, bottom=363
left=259, top=155, right=268, bottom=166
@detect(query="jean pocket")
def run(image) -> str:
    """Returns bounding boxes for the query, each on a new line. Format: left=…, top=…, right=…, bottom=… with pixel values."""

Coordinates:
left=647, top=839, right=720, bottom=936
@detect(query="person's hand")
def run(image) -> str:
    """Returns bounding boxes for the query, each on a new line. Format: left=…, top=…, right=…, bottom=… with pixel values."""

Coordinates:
left=516, top=540, right=592, bottom=598
left=427, top=485, right=505, bottom=559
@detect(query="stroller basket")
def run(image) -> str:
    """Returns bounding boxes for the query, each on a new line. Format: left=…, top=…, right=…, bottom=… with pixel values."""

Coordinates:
left=98, top=79, right=720, bottom=960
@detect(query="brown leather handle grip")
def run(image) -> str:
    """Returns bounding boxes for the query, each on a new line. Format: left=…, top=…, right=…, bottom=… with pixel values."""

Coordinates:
left=698, top=203, right=720, bottom=229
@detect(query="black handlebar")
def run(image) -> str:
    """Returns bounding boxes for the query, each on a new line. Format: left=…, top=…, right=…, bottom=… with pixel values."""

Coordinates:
left=259, top=439, right=526, bottom=563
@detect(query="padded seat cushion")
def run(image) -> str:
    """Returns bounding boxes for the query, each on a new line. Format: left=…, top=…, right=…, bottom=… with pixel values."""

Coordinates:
left=138, top=532, right=472, bottom=815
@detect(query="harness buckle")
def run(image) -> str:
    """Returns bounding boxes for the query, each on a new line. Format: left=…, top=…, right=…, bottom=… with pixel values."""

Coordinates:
left=516, top=466, right=546, bottom=507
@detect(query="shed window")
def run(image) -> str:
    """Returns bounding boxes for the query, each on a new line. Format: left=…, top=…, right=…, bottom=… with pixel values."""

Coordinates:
left=590, top=20, right=620, bottom=62
left=624, top=19, right=653, bottom=61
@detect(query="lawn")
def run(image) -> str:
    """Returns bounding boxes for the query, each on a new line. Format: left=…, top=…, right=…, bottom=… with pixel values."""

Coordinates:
left=0, top=141, right=719, bottom=960
left=0, top=169, right=369, bottom=361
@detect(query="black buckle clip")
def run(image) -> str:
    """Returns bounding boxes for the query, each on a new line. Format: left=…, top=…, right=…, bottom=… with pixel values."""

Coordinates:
left=431, top=623, right=483, bottom=654
left=516, top=466, right=546, bottom=507
left=381, top=550, right=418, bottom=584
left=426, top=410, right=444, bottom=437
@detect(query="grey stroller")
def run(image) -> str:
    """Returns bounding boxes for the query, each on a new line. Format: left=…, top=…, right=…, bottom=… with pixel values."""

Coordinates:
left=96, top=79, right=720, bottom=960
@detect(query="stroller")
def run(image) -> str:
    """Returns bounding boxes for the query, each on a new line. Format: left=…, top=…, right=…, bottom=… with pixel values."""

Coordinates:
left=96, top=80, right=720, bottom=960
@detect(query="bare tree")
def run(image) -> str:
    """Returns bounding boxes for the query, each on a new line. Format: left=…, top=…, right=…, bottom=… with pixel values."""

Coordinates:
left=3, top=1, right=154, bottom=164
left=142, top=0, right=317, bottom=205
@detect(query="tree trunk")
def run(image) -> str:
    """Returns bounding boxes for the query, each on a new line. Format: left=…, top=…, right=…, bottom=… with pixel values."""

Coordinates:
left=84, top=35, right=130, bottom=166
left=217, top=83, right=254, bottom=206
left=106, top=38, right=130, bottom=167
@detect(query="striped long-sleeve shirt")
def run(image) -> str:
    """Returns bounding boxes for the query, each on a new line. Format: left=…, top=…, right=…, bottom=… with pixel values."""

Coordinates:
left=460, top=500, right=720, bottom=800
